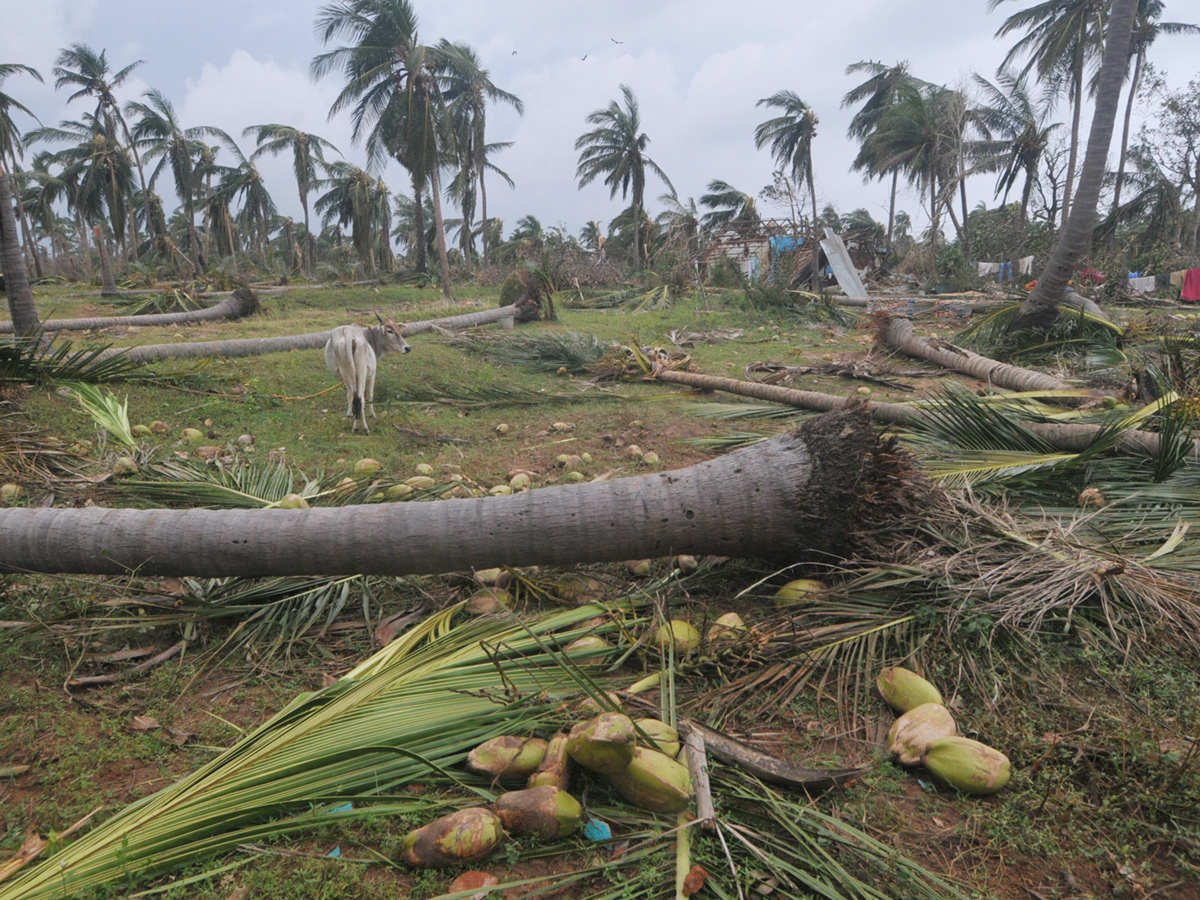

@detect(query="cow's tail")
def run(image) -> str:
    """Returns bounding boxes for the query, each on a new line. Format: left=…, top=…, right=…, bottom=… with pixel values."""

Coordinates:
left=350, top=337, right=364, bottom=420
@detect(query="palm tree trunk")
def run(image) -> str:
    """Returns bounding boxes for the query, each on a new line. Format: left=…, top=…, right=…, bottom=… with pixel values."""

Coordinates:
left=1062, top=48, right=1084, bottom=228
left=428, top=165, right=454, bottom=299
left=0, top=408, right=908, bottom=577
left=807, top=164, right=820, bottom=289
left=886, top=170, right=898, bottom=259
left=1011, top=0, right=1138, bottom=332
left=479, top=160, right=490, bottom=264
left=411, top=174, right=428, bottom=274
left=1111, top=48, right=1143, bottom=214
left=95, top=226, right=118, bottom=296
left=0, top=286, right=260, bottom=334
left=651, top=367, right=1200, bottom=460
left=301, top=194, right=314, bottom=273
left=0, top=165, right=40, bottom=336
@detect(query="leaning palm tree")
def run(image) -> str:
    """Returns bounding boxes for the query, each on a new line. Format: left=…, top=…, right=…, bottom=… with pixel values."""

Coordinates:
left=574, top=84, right=672, bottom=270
left=842, top=60, right=918, bottom=254
left=53, top=44, right=155, bottom=251
left=989, top=0, right=1109, bottom=228
left=699, top=179, right=760, bottom=232
left=1011, top=0, right=1138, bottom=331
left=311, top=0, right=456, bottom=298
left=754, top=90, right=820, bottom=287
left=1111, top=0, right=1199, bottom=212
left=439, top=40, right=522, bottom=266
left=126, top=90, right=222, bottom=275
left=243, top=124, right=339, bottom=272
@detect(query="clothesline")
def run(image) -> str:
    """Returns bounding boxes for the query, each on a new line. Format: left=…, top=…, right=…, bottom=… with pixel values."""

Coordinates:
left=976, top=256, right=1035, bottom=281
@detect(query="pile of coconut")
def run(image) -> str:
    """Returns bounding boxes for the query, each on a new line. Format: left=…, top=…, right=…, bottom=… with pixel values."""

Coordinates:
left=878, top=666, right=1010, bottom=796
left=398, top=712, right=691, bottom=869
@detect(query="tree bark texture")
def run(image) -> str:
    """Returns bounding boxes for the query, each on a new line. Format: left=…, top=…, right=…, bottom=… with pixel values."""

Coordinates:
left=0, top=167, right=40, bottom=337
left=652, top=368, right=1200, bottom=460
left=0, top=287, right=261, bottom=335
left=1011, top=0, right=1137, bottom=332
left=94, top=304, right=522, bottom=364
left=0, top=408, right=907, bottom=576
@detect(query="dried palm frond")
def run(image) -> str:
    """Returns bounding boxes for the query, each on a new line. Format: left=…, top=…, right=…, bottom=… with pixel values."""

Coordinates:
left=0, top=408, right=90, bottom=480
left=444, top=330, right=616, bottom=374
left=562, top=284, right=676, bottom=311
left=389, top=381, right=624, bottom=408
left=104, top=289, right=206, bottom=316
left=688, top=402, right=807, bottom=422
left=115, top=457, right=310, bottom=507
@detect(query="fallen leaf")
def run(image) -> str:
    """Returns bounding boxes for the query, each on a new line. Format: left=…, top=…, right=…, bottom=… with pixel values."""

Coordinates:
left=0, top=764, right=30, bottom=778
left=129, top=715, right=160, bottom=733
left=164, top=726, right=194, bottom=747
left=682, top=864, right=708, bottom=896
left=442, top=870, right=499, bottom=899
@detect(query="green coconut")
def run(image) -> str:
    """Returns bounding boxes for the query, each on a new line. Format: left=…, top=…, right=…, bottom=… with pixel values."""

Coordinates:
left=353, top=458, right=382, bottom=477
left=383, top=483, right=414, bottom=500
left=466, top=736, right=547, bottom=781
left=528, top=732, right=574, bottom=790
left=655, top=620, right=700, bottom=656
left=465, top=588, right=511, bottom=615
left=625, top=559, right=652, bottom=577
left=564, top=635, right=610, bottom=664
left=493, top=785, right=582, bottom=839
left=112, top=457, right=139, bottom=476
left=634, top=718, right=680, bottom=758
left=887, top=703, right=956, bottom=766
left=415, top=462, right=435, bottom=476
left=406, top=475, right=437, bottom=489
left=131, top=424, right=153, bottom=438
left=876, top=666, right=944, bottom=714
left=921, top=736, right=1011, bottom=795
left=554, top=573, right=606, bottom=604
left=399, top=807, right=504, bottom=868
left=566, top=713, right=637, bottom=776
left=181, top=427, right=205, bottom=444
left=0, top=483, right=22, bottom=505
left=607, top=746, right=692, bottom=814
left=773, top=578, right=826, bottom=606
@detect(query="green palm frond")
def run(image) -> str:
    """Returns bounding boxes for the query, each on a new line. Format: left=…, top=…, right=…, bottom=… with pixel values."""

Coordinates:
left=0, top=603, right=639, bottom=900
left=562, top=285, right=676, bottom=311
left=66, top=383, right=136, bottom=448
left=683, top=431, right=776, bottom=451
left=0, top=334, right=148, bottom=384
left=688, top=402, right=807, bottom=421
left=921, top=449, right=1082, bottom=488
left=445, top=330, right=616, bottom=373
left=956, top=299, right=1122, bottom=359
left=118, top=457, right=304, bottom=507
left=104, top=288, right=206, bottom=316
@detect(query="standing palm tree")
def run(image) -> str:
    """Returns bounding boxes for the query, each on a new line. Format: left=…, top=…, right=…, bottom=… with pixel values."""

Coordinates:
left=698, top=180, right=760, bottom=232
left=439, top=40, right=522, bottom=266
left=53, top=44, right=155, bottom=252
left=127, top=90, right=221, bottom=275
left=243, top=124, right=339, bottom=273
left=1111, top=0, right=1199, bottom=212
left=574, top=84, right=672, bottom=270
left=311, top=0, right=455, bottom=297
left=0, top=160, right=38, bottom=334
left=316, top=160, right=379, bottom=272
left=0, top=63, right=44, bottom=278
left=211, top=133, right=277, bottom=267
left=1011, top=0, right=1137, bottom=331
left=843, top=60, right=917, bottom=254
left=973, top=69, right=1062, bottom=225
left=754, top=90, right=820, bottom=287
left=989, top=0, right=1108, bottom=228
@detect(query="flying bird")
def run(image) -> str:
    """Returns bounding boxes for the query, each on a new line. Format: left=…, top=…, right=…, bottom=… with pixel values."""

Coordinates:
left=581, top=54, right=587, bottom=60
left=611, top=38, right=623, bottom=44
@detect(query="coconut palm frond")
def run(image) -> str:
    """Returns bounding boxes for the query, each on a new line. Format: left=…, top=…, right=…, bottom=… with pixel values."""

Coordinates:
left=683, top=431, right=776, bottom=451
left=687, top=402, right=807, bottom=421
left=445, top=330, right=616, bottom=374
left=921, top=449, right=1084, bottom=488
left=0, top=334, right=148, bottom=384
left=0, top=413, right=90, bottom=480
left=66, top=383, right=136, bottom=448
left=117, top=458, right=302, bottom=507
left=390, top=382, right=624, bottom=408
left=104, top=289, right=207, bottom=316
left=0, top=603, right=641, bottom=900
left=956, top=300, right=1122, bottom=359
left=915, top=386, right=1060, bottom=453
left=562, top=285, right=675, bottom=311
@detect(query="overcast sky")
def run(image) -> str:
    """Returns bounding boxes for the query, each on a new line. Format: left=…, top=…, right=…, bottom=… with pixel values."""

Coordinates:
left=3, top=0, right=1197, bottom=241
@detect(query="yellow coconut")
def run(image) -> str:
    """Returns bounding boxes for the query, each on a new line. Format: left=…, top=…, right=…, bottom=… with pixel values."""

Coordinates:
left=564, top=635, right=610, bottom=664
left=353, top=457, right=381, bottom=477
left=707, top=612, right=747, bottom=644
left=399, top=807, right=504, bottom=868
left=921, top=736, right=1011, bottom=795
left=493, top=785, right=582, bottom=839
left=773, top=578, right=826, bottom=606
left=655, top=620, right=700, bottom=656
left=887, top=703, right=956, bottom=766
left=607, top=747, right=692, bottom=814
left=466, top=736, right=547, bottom=782
left=876, top=667, right=944, bottom=714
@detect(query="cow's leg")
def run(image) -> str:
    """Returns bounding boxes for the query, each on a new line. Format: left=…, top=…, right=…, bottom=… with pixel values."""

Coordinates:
left=366, top=365, right=378, bottom=419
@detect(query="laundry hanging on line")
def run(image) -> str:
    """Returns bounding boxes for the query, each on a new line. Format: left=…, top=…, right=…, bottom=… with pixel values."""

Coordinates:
left=1182, top=269, right=1200, bottom=303
left=1127, top=275, right=1157, bottom=292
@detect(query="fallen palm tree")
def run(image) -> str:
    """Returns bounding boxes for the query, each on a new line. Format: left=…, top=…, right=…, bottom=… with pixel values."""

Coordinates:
left=879, top=316, right=1079, bottom=395
left=95, top=303, right=522, bottom=364
left=651, top=367, right=1200, bottom=459
left=0, top=287, right=261, bottom=334
left=0, top=407, right=924, bottom=577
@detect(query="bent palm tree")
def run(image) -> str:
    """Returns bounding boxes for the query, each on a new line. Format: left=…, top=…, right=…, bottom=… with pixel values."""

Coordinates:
left=699, top=179, right=760, bottom=232
left=754, top=90, right=820, bottom=287
left=244, top=124, right=339, bottom=272
left=1011, top=0, right=1138, bottom=332
left=575, top=84, right=672, bottom=269
left=0, top=408, right=909, bottom=576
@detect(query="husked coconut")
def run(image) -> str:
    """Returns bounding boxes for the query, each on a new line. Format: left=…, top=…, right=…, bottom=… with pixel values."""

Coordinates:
left=887, top=703, right=956, bottom=766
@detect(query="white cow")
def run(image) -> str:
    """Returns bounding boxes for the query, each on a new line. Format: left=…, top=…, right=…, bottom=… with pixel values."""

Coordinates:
left=324, top=313, right=411, bottom=433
